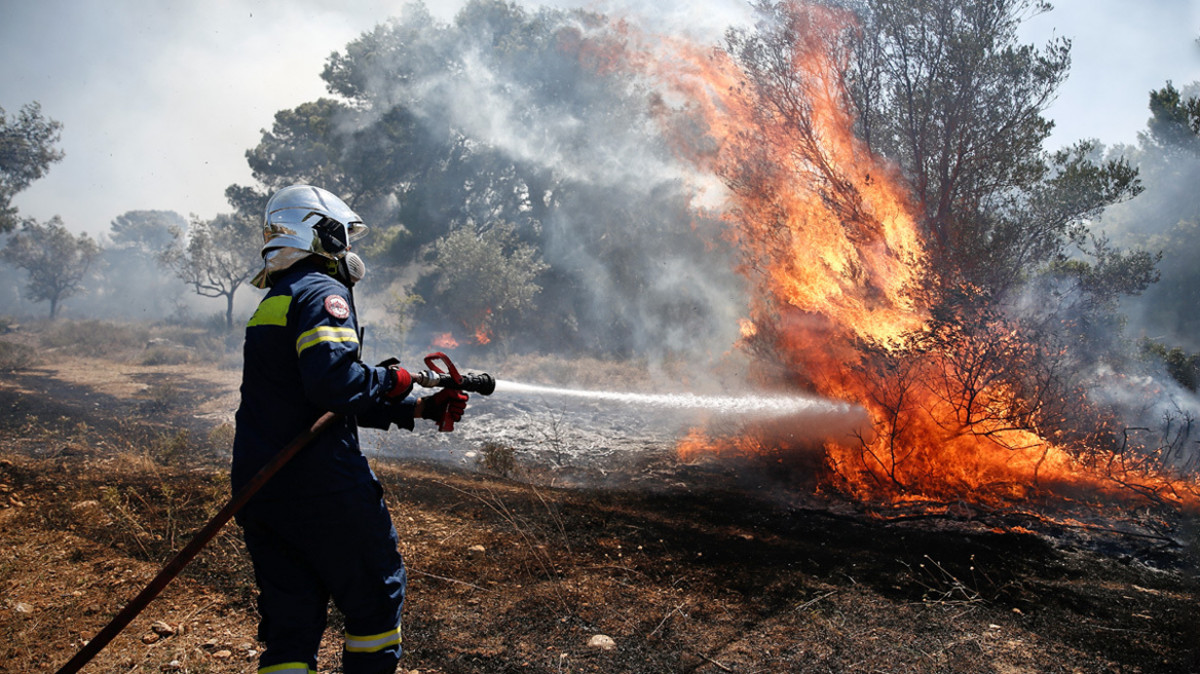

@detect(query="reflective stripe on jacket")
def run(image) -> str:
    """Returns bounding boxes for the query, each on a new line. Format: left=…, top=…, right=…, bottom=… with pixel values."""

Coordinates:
left=232, top=260, right=410, bottom=500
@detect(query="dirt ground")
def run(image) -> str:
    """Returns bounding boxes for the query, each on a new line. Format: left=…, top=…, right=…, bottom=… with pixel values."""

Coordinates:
left=1, top=327, right=1199, bottom=674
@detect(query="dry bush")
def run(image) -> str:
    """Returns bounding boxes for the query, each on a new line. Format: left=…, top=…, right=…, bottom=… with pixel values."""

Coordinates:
left=39, top=319, right=151, bottom=358
left=0, top=340, right=39, bottom=372
left=140, top=344, right=193, bottom=366
left=138, top=383, right=183, bottom=415
left=477, top=441, right=518, bottom=477
left=205, top=423, right=236, bottom=455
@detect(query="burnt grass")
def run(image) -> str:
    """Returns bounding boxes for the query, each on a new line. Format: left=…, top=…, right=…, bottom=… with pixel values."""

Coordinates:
left=2, top=354, right=1199, bottom=673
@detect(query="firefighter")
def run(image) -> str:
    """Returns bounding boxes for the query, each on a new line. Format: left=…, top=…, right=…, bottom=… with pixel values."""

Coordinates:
left=232, top=184, right=467, bottom=674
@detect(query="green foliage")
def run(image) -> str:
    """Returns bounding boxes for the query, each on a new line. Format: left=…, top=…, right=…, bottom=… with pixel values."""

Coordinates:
left=826, top=0, right=1148, bottom=298
left=430, top=221, right=547, bottom=341
left=0, top=102, right=64, bottom=232
left=1, top=216, right=101, bottom=318
left=389, top=290, right=425, bottom=348
left=1145, top=81, right=1200, bottom=151
left=1141, top=339, right=1200, bottom=392
left=108, top=210, right=186, bottom=252
left=1097, top=82, right=1200, bottom=348
left=228, top=0, right=734, bottom=355
left=245, top=98, right=360, bottom=195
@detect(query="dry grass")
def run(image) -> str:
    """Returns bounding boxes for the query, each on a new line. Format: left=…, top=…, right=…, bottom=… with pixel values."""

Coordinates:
left=0, top=323, right=1197, bottom=673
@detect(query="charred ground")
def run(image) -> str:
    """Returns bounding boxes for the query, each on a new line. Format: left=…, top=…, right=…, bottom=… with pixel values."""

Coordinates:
left=1, top=326, right=1198, bottom=673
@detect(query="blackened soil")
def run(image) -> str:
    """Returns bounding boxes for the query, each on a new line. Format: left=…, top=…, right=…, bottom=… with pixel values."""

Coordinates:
left=1, top=355, right=1198, bottom=674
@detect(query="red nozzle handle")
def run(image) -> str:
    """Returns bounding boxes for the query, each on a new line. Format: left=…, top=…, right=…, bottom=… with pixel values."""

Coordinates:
left=424, top=352, right=461, bottom=431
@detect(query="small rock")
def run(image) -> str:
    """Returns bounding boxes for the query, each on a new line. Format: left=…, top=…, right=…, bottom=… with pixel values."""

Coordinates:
left=161, top=660, right=182, bottom=672
left=72, top=500, right=101, bottom=511
left=587, top=634, right=616, bottom=651
left=466, top=544, right=486, bottom=560
left=201, top=639, right=218, bottom=650
left=212, top=650, right=233, bottom=659
left=13, top=602, right=33, bottom=614
left=141, top=633, right=160, bottom=645
left=151, top=620, right=176, bottom=637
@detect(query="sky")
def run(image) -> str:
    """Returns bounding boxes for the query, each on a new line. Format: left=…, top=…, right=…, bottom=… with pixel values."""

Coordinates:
left=2, top=0, right=1198, bottom=238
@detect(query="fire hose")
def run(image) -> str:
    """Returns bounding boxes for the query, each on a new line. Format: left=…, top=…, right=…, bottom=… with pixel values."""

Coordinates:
left=55, top=352, right=494, bottom=674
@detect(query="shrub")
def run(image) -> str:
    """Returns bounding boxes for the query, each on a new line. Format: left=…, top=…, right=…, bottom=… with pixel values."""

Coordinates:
left=140, top=344, right=193, bottom=366
left=477, top=441, right=517, bottom=477
left=0, top=340, right=39, bottom=371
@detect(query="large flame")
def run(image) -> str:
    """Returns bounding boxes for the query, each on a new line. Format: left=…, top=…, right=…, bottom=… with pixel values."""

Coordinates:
left=572, top=3, right=1200, bottom=511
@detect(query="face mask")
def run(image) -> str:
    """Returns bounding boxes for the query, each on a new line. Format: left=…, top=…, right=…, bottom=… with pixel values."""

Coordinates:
left=343, top=252, right=367, bottom=286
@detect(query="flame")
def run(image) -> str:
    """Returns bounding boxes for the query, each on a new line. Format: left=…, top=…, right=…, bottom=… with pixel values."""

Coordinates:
left=577, top=3, right=1200, bottom=512
left=475, top=308, right=494, bottom=345
left=738, top=318, right=757, bottom=339
left=433, top=332, right=459, bottom=349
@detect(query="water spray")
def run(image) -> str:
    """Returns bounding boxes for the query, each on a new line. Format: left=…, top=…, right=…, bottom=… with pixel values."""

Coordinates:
left=493, top=379, right=855, bottom=418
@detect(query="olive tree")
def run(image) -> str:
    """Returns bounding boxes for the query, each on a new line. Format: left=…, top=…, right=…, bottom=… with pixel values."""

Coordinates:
left=159, top=213, right=261, bottom=329
left=2, top=216, right=100, bottom=318
left=429, top=221, right=547, bottom=344
left=0, top=102, right=64, bottom=233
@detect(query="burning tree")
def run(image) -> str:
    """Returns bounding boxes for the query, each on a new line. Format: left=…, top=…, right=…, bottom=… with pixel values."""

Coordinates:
left=627, top=0, right=1196, bottom=511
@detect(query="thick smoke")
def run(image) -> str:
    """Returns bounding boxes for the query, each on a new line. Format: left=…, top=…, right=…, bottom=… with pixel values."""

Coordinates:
left=336, top=4, right=753, bottom=367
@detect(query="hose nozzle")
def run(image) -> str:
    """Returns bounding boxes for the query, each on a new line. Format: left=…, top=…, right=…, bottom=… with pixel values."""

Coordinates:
left=411, top=369, right=496, bottom=395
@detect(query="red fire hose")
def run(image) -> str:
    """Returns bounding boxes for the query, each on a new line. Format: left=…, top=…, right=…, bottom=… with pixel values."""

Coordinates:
left=53, top=410, right=341, bottom=674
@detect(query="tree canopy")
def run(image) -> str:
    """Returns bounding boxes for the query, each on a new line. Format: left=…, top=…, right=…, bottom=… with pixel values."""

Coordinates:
left=2, top=216, right=100, bottom=318
left=159, top=213, right=261, bottom=330
left=0, top=102, right=64, bottom=233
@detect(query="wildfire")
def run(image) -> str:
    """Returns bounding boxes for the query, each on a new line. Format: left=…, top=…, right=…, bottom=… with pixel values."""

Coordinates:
left=576, top=3, right=1200, bottom=512
left=475, top=308, right=494, bottom=345
left=433, top=332, right=459, bottom=349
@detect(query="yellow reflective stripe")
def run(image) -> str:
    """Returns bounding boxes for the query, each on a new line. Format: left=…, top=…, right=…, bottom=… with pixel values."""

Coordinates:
left=344, top=625, right=402, bottom=653
left=248, top=295, right=291, bottom=327
left=258, top=663, right=313, bottom=674
left=295, top=325, right=358, bottom=355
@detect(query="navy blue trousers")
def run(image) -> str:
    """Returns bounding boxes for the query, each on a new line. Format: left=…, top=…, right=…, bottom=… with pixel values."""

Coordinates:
left=238, top=482, right=406, bottom=674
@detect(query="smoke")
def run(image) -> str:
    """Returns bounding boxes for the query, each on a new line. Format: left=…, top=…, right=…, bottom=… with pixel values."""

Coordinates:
left=1094, top=124, right=1200, bottom=352
left=327, top=3, right=754, bottom=364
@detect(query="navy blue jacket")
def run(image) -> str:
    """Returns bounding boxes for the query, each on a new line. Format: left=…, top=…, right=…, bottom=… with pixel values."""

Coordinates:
left=232, top=260, right=414, bottom=500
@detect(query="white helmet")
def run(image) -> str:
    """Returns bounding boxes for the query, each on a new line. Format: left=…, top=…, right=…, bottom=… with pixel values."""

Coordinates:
left=261, top=185, right=368, bottom=260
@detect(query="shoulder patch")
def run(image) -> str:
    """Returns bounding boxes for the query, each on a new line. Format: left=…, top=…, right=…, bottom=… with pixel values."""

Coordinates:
left=323, top=294, right=350, bottom=320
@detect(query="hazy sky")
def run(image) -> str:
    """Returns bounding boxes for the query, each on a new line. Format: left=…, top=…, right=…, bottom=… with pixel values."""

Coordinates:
left=2, top=0, right=1198, bottom=238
